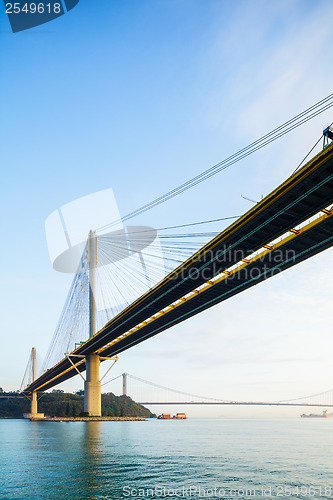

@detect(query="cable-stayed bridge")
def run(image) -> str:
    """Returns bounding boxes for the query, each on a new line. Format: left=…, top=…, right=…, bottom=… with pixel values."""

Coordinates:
left=20, top=126, right=333, bottom=418
left=105, top=373, right=333, bottom=408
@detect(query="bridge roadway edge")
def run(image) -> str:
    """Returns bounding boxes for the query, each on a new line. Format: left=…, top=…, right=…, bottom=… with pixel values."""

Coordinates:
left=22, top=143, right=333, bottom=395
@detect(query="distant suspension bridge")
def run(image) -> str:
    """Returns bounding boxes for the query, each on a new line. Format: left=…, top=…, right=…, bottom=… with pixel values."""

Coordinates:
left=104, top=373, right=333, bottom=408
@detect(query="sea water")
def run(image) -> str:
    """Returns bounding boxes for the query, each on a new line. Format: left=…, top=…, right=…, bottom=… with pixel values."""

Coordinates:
left=1, top=418, right=333, bottom=499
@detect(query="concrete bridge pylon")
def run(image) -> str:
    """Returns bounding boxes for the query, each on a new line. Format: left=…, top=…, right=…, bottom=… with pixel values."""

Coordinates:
left=23, top=348, right=45, bottom=420
left=83, top=230, right=101, bottom=416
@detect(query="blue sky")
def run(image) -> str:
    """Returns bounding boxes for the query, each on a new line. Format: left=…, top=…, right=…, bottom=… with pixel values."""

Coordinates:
left=1, top=0, right=333, bottom=417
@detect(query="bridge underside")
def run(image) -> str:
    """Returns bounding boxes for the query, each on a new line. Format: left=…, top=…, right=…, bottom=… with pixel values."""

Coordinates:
left=22, top=142, right=333, bottom=395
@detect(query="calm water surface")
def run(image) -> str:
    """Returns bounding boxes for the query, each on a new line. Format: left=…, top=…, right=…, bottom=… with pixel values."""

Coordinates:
left=1, top=418, right=333, bottom=499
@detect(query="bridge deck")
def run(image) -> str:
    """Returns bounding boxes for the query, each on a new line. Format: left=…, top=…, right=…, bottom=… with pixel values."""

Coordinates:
left=23, top=142, right=333, bottom=395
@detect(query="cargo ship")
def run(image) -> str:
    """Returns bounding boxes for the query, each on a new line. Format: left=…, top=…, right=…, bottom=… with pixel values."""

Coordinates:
left=173, top=412, right=187, bottom=419
left=157, top=413, right=187, bottom=419
left=300, top=410, right=330, bottom=418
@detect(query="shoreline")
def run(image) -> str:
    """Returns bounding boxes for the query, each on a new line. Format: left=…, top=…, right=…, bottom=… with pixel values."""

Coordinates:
left=31, top=416, right=147, bottom=422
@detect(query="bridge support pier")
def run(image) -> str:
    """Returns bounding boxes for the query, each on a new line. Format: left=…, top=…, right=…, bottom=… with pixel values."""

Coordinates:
left=23, top=391, right=44, bottom=420
left=84, top=354, right=101, bottom=416
left=31, top=391, right=38, bottom=414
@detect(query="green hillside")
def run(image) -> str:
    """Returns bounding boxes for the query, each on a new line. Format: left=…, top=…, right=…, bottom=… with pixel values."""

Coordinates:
left=0, top=389, right=153, bottom=418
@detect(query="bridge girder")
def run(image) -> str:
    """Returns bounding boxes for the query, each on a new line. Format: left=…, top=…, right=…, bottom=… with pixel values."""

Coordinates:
left=22, top=142, right=333, bottom=395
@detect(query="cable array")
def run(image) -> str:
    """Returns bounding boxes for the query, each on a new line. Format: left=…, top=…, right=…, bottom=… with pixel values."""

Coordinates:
left=40, top=228, right=220, bottom=370
left=39, top=95, right=333, bottom=374
left=20, top=350, right=38, bottom=392
left=93, top=228, right=217, bottom=326
left=126, top=373, right=231, bottom=403
left=97, top=93, right=333, bottom=233
left=41, top=245, right=90, bottom=373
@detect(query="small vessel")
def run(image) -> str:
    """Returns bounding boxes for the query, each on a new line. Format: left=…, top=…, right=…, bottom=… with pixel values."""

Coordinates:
left=157, top=412, right=187, bottom=419
left=300, top=410, right=330, bottom=418
left=173, top=413, right=187, bottom=419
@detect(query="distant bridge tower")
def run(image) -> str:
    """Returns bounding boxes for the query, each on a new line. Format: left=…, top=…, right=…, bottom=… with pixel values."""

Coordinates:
left=84, top=231, right=102, bottom=417
left=122, top=373, right=127, bottom=396
left=30, top=347, right=37, bottom=414
left=22, top=347, right=44, bottom=419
